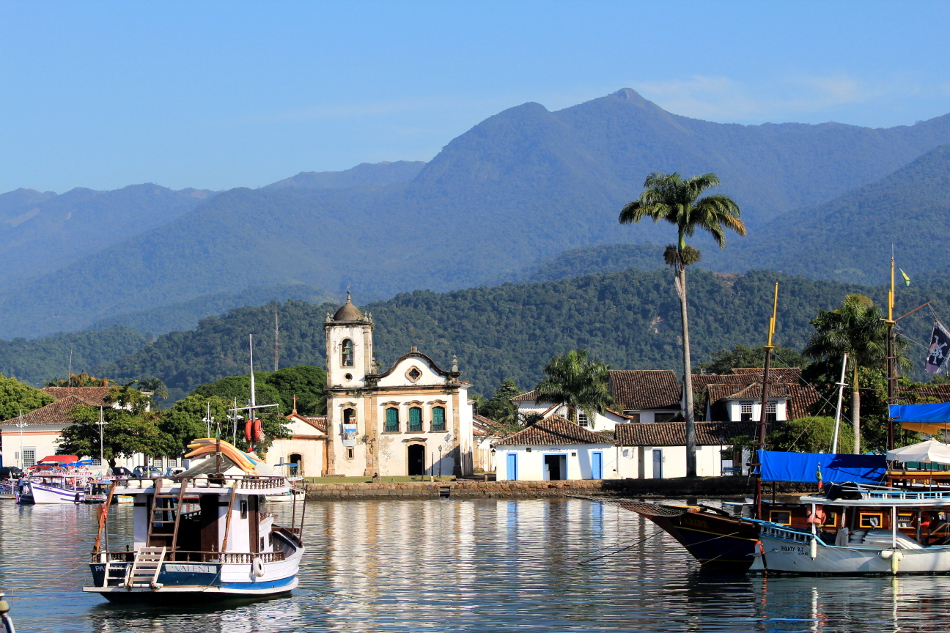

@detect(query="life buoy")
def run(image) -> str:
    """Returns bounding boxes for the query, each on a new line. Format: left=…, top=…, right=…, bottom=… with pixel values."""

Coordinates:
left=253, top=557, right=265, bottom=578
left=245, top=419, right=264, bottom=444
left=245, top=420, right=253, bottom=443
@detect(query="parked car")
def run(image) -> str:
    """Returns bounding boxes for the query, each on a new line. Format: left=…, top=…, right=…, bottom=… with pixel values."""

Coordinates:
left=111, top=466, right=133, bottom=478
left=132, top=465, right=163, bottom=479
left=0, top=467, right=23, bottom=479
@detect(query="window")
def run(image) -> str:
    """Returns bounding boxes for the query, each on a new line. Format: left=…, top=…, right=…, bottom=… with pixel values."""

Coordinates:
left=92, top=458, right=102, bottom=466
left=22, top=448, right=35, bottom=468
left=577, top=412, right=589, bottom=427
left=432, top=406, right=446, bottom=432
left=623, top=411, right=641, bottom=423
left=740, top=402, right=753, bottom=422
left=343, top=408, right=356, bottom=427
left=341, top=339, right=354, bottom=367
left=409, top=407, right=422, bottom=432
left=654, top=411, right=677, bottom=423
left=769, top=510, right=791, bottom=526
left=766, top=402, right=777, bottom=422
left=385, top=408, right=399, bottom=433
left=346, top=447, right=355, bottom=460
left=859, top=512, right=883, bottom=529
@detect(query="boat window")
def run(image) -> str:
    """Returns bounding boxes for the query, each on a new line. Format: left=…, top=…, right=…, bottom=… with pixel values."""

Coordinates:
left=769, top=510, right=791, bottom=525
left=859, top=512, right=883, bottom=529
left=898, top=513, right=915, bottom=528
left=342, top=339, right=354, bottom=367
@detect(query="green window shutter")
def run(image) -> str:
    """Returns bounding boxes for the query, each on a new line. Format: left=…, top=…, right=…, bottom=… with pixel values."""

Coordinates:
left=409, top=407, right=422, bottom=432
left=385, top=408, right=399, bottom=432
left=432, top=406, right=445, bottom=432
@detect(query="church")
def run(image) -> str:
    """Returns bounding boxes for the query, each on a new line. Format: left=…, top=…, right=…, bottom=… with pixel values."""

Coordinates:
left=321, top=294, right=475, bottom=478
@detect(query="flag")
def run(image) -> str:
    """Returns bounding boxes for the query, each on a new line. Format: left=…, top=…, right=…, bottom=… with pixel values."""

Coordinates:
left=816, top=462, right=823, bottom=491
left=925, top=320, right=950, bottom=374
left=900, top=269, right=911, bottom=286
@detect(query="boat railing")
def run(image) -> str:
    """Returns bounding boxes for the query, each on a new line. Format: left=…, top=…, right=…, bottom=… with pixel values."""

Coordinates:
left=114, top=474, right=287, bottom=491
left=759, top=523, right=812, bottom=543
left=95, top=550, right=286, bottom=564
left=841, top=483, right=950, bottom=502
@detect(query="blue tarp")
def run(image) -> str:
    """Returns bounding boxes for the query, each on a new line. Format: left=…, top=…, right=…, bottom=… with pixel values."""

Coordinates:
left=756, top=450, right=887, bottom=484
left=889, top=402, right=950, bottom=422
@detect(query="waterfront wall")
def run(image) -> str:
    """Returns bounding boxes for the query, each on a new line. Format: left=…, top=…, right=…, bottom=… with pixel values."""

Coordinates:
left=301, top=476, right=804, bottom=500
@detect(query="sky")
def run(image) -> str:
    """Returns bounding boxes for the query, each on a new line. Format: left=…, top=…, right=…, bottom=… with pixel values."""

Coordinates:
left=2, top=1, right=949, bottom=194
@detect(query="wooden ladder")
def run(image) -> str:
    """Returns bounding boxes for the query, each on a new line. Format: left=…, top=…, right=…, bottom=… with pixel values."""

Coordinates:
left=101, top=559, right=129, bottom=588
left=125, top=546, right=166, bottom=589
left=145, top=478, right=189, bottom=555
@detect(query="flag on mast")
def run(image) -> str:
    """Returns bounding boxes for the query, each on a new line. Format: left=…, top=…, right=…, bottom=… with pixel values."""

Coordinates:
left=900, top=269, right=911, bottom=286
left=925, top=320, right=950, bottom=374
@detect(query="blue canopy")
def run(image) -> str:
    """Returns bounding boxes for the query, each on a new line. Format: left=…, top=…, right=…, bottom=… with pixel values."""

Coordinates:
left=756, top=450, right=887, bottom=484
left=890, top=402, right=950, bottom=423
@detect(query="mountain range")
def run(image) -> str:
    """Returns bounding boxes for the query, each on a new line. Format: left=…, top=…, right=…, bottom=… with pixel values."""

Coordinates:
left=3, top=88, right=950, bottom=340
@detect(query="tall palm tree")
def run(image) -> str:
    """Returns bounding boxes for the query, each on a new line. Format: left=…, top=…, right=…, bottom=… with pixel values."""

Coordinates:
left=619, top=171, right=745, bottom=476
left=803, top=294, right=906, bottom=454
left=535, top=350, right=614, bottom=426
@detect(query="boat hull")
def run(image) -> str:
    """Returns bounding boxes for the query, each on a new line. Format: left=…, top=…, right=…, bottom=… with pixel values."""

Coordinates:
left=758, top=526, right=950, bottom=575
left=24, top=482, right=84, bottom=504
left=622, top=502, right=759, bottom=571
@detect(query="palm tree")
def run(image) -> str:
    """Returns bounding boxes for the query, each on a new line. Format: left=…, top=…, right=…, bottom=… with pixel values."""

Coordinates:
left=137, top=377, right=169, bottom=401
left=803, top=294, right=906, bottom=454
left=535, top=350, right=614, bottom=426
left=619, top=171, right=745, bottom=476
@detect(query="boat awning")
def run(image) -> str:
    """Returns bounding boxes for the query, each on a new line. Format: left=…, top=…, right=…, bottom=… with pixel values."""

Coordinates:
left=38, top=455, right=79, bottom=464
left=890, top=402, right=950, bottom=435
left=756, top=450, right=887, bottom=484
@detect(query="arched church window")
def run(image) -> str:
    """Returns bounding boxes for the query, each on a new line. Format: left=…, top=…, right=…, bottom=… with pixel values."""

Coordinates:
left=343, top=408, right=356, bottom=428
left=408, top=407, right=422, bottom=432
left=385, top=408, right=399, bottom=433
left=342, top=339, right=354, bottom=367
left=432, top=406, right=446, bottom=432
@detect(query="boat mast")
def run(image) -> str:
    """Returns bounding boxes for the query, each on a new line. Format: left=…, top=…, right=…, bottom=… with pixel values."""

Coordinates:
left=886, top=252, right=897, bottom=450
left=755, top=282, right=779, bottom=520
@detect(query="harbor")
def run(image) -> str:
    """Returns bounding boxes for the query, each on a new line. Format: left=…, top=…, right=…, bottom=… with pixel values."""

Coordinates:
left=3, top=497, right=950, bottom=632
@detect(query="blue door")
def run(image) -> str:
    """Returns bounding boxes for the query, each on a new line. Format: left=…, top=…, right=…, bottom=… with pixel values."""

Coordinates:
left=652, top=449, right=663, bottom=479
left=591, top=451, right=603, bottom=479
left=506, top=453, right=518, bottom=481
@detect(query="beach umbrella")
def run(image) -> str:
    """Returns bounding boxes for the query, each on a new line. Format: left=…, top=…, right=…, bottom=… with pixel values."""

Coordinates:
left=886, top=439, right=950, bottom=465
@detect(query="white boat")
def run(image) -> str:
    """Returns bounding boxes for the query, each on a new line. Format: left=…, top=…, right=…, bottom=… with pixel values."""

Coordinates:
left=752, top=483, right=950, bottom=575
left=265, top=487, right=306, bottom=503
left=83, top=441, right=305, bottom=602
left=16, top=468, right=96, bottom=504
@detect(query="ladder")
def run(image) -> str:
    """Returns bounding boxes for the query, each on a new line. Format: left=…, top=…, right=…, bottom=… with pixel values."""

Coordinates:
left=125, top=546, right=166, bottom=589
left=145, top=478, right=189, bottom=555
left=101, top=558, right=129, bottom=588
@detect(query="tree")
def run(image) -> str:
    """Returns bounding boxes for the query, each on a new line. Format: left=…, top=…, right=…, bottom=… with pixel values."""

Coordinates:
left=620, top=171, right=746, bottom=476
left=535, top=350, right=614, bottom=425
left=803, top=294, right=907, bottom=454
left=47, top=371, right=112, bottom=387
left=58, top=384, right=166, bottom=468
left=767, top=417, right=855, bottom=454
left=699, top=344, right=808, bottom=375
left=136, top=377, right=169, bottom=401
left=478, top=379, right=523, bottom=435
left=0, top=373, right=54, bottom=421
left=158, top=394, right=232, bottom=457
left=264, top=366, right=327, bottom=416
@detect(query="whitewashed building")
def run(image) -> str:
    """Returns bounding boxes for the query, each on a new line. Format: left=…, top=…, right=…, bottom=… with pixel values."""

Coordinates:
left=323, top=295, right=475, bottom=477
left=494, top=417, right=616, bottom=481
left=614, top=421, right=756, bottom=478
left=266, top=408, right=328, bottom=478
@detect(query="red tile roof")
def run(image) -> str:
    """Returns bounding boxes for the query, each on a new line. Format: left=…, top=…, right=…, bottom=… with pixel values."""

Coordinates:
left=512, top=390, right=539, bottom=403
left=42, top=387, right=113, bottom=406
left=900, top=385, right=950, bottom=403
left=693, top=368, right=820, bottom=421
left=615, top=421, right=757, bottom=446
left=494, top=416, right=612, bottom=446
left=472, top=414, right=494, bottom=436
left=608, top=370, right=681, bottom=410
left=286, top=413, right=327, bottom=434
left=0, top=395, right=88, bottom=427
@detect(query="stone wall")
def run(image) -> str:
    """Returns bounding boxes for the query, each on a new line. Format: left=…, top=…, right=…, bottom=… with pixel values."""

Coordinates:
left=302, top=476, right=778, bottom=500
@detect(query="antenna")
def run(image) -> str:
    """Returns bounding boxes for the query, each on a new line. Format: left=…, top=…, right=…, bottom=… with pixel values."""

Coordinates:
left=274, top=309, right=279, bottom=372
left=249, top=334, right=256, bottom=411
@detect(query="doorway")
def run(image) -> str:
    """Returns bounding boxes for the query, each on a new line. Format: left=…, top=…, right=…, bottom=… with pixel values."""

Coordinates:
left=652, top=449, right=663, bottom=479
left=408, top=444, right=426, bottom=476
left=543, top=454, right=567, bottom=481
left=289, top=453, right=302, bottom=478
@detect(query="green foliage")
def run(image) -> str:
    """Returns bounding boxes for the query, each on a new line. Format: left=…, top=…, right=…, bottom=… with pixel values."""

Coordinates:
left=536, top=350, right=613, bottom=424
left=767, top=417, right=855, bottom=454
left=47, top=371, right=113, bottom=387
left=699, top=344, right=808, bottom=374
left=476, top=379, right=522, bottom=434
left=158, top=395, right=232, bottom=457
left=0, top=373, right=54, bottom=421
left=265, top=366, right=327, bottom=416
left=190, top=374, right=282, bottom=410
left=58, top=384, right=165, bottom=467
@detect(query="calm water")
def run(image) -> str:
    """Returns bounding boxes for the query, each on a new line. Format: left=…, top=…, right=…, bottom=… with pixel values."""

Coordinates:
left=2, top=498, right=950, bottom=632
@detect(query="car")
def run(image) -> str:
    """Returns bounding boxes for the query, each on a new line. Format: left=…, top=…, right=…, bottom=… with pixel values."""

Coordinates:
left=0, top=466, right=23, bottom=479
left=132, top=465, right=163, bottom=479
left=111, top=466, right=133, bottom=477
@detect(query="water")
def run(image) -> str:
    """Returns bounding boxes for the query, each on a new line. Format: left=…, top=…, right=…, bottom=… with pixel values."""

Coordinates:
left=3, top=498, right=950, bottom=632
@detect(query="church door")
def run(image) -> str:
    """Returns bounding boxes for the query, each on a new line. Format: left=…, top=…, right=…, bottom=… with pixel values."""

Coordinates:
left=408, top=445, right=425, bottom=476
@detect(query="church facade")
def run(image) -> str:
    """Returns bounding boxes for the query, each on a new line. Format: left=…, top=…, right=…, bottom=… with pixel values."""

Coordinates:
left=323, top=295, right=474, bottom=478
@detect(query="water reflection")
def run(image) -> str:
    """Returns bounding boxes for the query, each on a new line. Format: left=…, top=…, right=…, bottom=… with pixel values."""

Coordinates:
left=2, top=498, right=950, bottom=631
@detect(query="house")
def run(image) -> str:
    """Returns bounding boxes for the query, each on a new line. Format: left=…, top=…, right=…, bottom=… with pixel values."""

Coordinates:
left=494, top=417, right=616, bottom=481
left=0, top=387, right=141, bottom=470
left=472, top=413, right=497, bottom=473
left=693, top=368, right=822, bottom=423
left=510, top=369, right=682, bottom=431
left=614, top=421, right=757, bottom=478
left=266, top=405, right=328, bottom=478
left=323, top=294, right=475, bottom=478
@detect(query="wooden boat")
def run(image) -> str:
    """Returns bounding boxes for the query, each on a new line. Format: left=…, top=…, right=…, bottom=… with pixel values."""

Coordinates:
left=752, top=482, right=950, bottom=574
left=16, top=468, right=96, bottom=504
left=83, top=441, right=305, bottom=602
left=265, top=487, right=306, bottom=503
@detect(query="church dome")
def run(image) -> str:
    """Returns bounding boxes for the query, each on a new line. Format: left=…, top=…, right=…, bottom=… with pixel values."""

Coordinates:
left=333, top=294, right=364, bottom=322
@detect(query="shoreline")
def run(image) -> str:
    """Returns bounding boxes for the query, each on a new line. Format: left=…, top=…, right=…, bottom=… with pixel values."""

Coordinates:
left=302, top=477, right=818, bottom=500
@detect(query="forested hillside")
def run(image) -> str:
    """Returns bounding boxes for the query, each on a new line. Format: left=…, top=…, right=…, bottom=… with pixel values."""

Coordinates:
left=263, top=161, right=425, bottom=190
left=93, top=267, right=950, bottom=402
left=5, top=89, right=950, bottom=339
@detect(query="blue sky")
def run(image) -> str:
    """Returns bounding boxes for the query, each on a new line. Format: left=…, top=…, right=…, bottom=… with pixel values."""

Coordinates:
left=2, top=1, right=948, bottom=193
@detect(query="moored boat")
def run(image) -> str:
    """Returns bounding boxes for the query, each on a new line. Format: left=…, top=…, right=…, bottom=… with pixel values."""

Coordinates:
left=83, top=440, right=305, bottom=602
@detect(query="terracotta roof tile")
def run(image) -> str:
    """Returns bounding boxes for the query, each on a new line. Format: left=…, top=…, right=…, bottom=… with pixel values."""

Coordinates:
left=0, top=396, right=88, bottom=427
left=494, top=416, right=613, bottom=446
left=512, top=390, right=539, bottom=403
left=615, top=421, right=757, bottom=446
left=472, top=414, right=494, bottom=436
left=42, top=387, right=113, bottom=406
left=901, top=385, right=950, bottom=403
left=694, top=368, right=819, bottom=420
left=608, top=370, right=681, bottom=410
